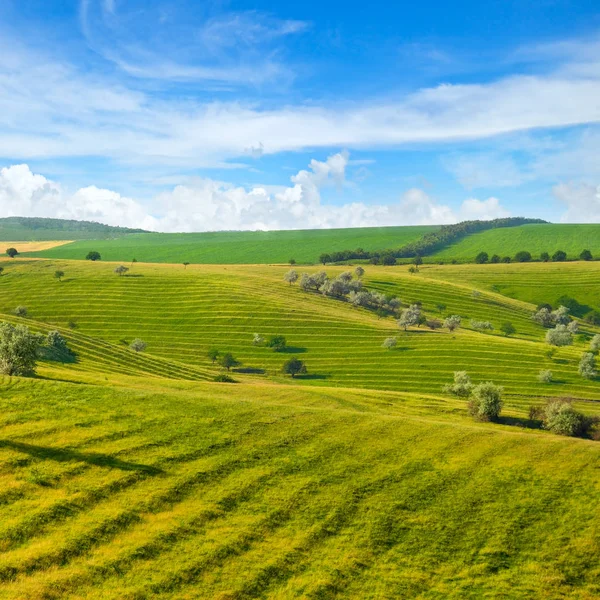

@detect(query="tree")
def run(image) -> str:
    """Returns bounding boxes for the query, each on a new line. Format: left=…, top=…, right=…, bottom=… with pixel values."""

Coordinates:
left=382, top=254, right=397, bottom=266
left=468, top=382, right=503, bottom=422
left=208, top=348, right=219, bottom=363
left=475, top=252, right=489, bottom=264
left=338, top=271, right=353, bottom=284
left=490, top=254, right=500, bottom=264
left=6, top=247, right=18, bottom=258
left=131, top=258, right=138, bottom=265
left=282, top=357, right=307, bottom=378
left=0, top=267, right=3, bottom=276
left=54, top=270, right=65, bottom=282
left=532, top=307, right=553, bottom=328
left=14, top=306, right=27, bottom=318
left=443, top=371, right=473, bottom=398
left=114, top=265, right=129, bottom=276
left=514, top=251, right=532, bottom=263
left=500, top=322, right=515, bottom=337
left=319, top=253, right=332, bottom=265
left=578, top=352, right=596, bottom=379
left=398, top=304, right=421, bottom=331
left=537, top=369, right=553, bottom=383
left=47, top=330, right=68, bottom=351
left=436, top=303, right=447, bottom=313
left=252, top=333, right=264, bottom=346
left=551, top=305, right=571, bottom=325
left=413, top=255, right=423, bottom=270
left=289, top=258, right=296, bottom=265
left=552, top=250, right=567, bottom=262
left=382, top=337, right=397, bottom=349
left=354, top=266, right=365, bottom=278
left=545, top=324, right=573, bottom=347
left=266, top=335, right=287, bottom=351
left=444, top=315, right=462, bottom=332
left=426, top=319, right=442, bottom=330
left=540, top=252, right=550, bottom=262
left=580, top=249, right=593, bottom=261
left=219, top=352, right=238, bottom=371
left=567, top=320, right=579, bottom=334
left=284, top=269, right=299, bottom=286
left=183, top=262, right=190, bottom=269
left=543, top=399, right=589, bottom=437
left=590, top=334, right=600, bottom=353
left=86, top=251, right=101, bottom=261
left=470, top=320, right=493, bottom=332
left=130, top=338, right=147, bottom=353
left=501, top=256, right=511, bottom=263
left=0, top=322, right=43, bottom=376
left=585, top=310, right=600, bottom=326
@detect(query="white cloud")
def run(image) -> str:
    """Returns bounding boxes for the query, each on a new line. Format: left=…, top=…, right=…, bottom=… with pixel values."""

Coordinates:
left=553, top=182, right=600, bottom=223
left=0, top=154, right=512, bottom=231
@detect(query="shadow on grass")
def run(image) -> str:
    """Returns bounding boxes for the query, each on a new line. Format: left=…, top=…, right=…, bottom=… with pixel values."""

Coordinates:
left=234, top=367, right=266, bottom=374
left=0, top=440, right=164, bottom=475
left=295, top=373, right=329, bottom=380
left=37, top=347, right=78, bottom=364
left=496, top=416, right=543, bottom=430
left=278, top=346, right=307, bottom=354
left=124, top=273, right=144, bottom=278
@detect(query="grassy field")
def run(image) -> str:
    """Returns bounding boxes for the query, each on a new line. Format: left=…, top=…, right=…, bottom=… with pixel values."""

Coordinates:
left=24, top=227, right=437, bottom=265
left=1, top=257, right=600, bottom=598
left=431, top=223, right=600, bottom=262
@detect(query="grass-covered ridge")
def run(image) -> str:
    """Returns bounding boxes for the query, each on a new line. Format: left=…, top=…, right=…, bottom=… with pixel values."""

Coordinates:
left=0, top=376, right=599, bottom=599
left=25, top=226, right=438, bottom=264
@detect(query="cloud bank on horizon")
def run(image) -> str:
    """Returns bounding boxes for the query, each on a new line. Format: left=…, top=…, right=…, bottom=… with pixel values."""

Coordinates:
left=1, top=0, right=600, bottom=229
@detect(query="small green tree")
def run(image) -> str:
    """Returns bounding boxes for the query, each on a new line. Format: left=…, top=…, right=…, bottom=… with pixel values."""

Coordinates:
left=436, top=303, right=447, bottom=313
left=475, top=252, right=489, bottom=264
left=543, top=399, right=588, bottom=437
left=443, top=371, right=473, bottom=398
left=115, top=265, right=129, bottom=276
left=537, top=369, right=553, bottom=383
left=501, top=256, right=511, bottom=263
left=284, top=270, right=299, bottom=286
left=46, top=330, right=69, bottom=352
left=86, top=251, right=101, bottom=261
left=578, top=352, right=596, bottom=379
left=183, top=262, right=190, bottom=269
left=319, top=253, right=332, bottom=265
left=54, top=270, right=65, bottom=282
left=219, top=352, right=238, bottom=371
left=289, top=258, right=296, bottom=265
left=382, top=337, right=397, bottom=349
left=552, top=250, right=567, bottom=262
left=282, top=357, right=307, bottom=378
left=540, top=252, right=550, bottom=262
left=514, top=251, right=532, bottom=263
left=580, top=249, right=593, bottom=261
left=413, top=255, right=423, bottom=271
left=6, top=247, right=18, bottom=258
left=468, top=382, right=503, bottom=422
left=208, top=348, right=219, bottom=363
left=500, top=322, right=516, bottom=337
left=130, top=338, right=147, bottom=353
left=490, top=254, right=501, bottom=264
left=14, top=306, right=28, bottom=318
left=266, top=335, right=287, bottom=351
left=0, top=322, right=43, bottom=375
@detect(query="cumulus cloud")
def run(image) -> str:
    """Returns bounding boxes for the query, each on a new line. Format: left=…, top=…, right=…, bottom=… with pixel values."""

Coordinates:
left=0, top=154, right=512, bottom=231
left=553, top=182, right=600, bottom=223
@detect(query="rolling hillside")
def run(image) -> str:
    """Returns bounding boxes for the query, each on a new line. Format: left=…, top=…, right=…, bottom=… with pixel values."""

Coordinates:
left=24, top=226, right=438, bottom=264
left=431, top=223, right=600, bottom=262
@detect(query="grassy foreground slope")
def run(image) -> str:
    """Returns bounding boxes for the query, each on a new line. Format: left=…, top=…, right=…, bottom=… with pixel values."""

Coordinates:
left=431, top=223, right=600, bottom=261
left=0, top=377, right=599, bottom=599
left=1, top=259, right=600, bottom=400
left=25, top=226, right=437, bottom=264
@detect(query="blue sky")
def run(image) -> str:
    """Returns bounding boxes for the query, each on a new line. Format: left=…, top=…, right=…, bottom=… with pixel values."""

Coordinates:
left=1, top=0, right=600, bottom=231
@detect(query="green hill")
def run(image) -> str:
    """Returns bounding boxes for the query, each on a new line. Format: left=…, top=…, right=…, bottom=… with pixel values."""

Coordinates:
left=431, top=223, right=600, bottom=262
left=24, top=226, right=437, bottom=264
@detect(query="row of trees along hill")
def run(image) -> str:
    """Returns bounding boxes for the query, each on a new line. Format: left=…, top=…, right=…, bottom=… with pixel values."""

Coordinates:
left=319, top=217, right=546, bottom=264
left=475, top=249, right=594, bottom=264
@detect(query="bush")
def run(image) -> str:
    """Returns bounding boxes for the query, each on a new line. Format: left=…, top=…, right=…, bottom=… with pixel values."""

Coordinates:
left=282, top=357, right=307, bottom=378
left=578, top=352, right=596, bottom=379
left=470, top=320, right=493, bottom=332
left=543, top=399, right=591, bottom=437
left=354, top=266, right=365, bottom=278
left=54, top=270, right=65, bottom=281
left=545, top=324, right=573, bottom=347
left=284, top=270, right=299, bottom=285
left=514, top=251, right=532, bottom=262
left=468, top=382, right=503, bottom=422
left=382, top=337, right=397, bottom=349
left=444, top=315, right=462, bottom=332
left=426, top=319, right=442, bottom=330
left=475, top=252, right=489, bottom=264
left=500, top=322, right=515, bottom=337
left=252, top=333, right=264, bottom=346
left=14, top=306, right=28, bottom=318
left=266, top=335, right=287, bottom=352
left=214, top=373, right=237, bottom=383
left=443, top=371, right=473, bottom=398
left=585, top=310, right=600, bottom=326
left=537, top=369, right=553, bottom=383
left=580, top=249, right=593, bottom=261
left=552, top=250, right=567, bottom=262
left=47, top=330, right=69, bottom=352
left=115, top=265, right=129, bottom=276
left=86, top=251, right=101, bottom=261
left=0, top=322, right=43, bottom=376
left=130, top=338, right=147, bottom=353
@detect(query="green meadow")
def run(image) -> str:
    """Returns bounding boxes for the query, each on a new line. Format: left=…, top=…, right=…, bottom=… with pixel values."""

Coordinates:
left=1, top=256, right=599, bottom=598
left=25, top=226, right=437, bottom=265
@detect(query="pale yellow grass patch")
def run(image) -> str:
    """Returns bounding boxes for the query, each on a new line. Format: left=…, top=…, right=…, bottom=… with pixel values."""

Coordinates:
left=0, top=240, right=73, bottom=252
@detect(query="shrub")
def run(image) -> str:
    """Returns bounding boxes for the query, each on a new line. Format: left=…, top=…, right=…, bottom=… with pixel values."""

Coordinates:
left=436, top=303, right=447, bottom=313
left=382, top=337, right=397, bottom=349
left=537, top=369, right=553, bottom=383
left=130, top=338, right=147, bottom=353
left=471, top=290, right=481, bottom=298
left=443, top=371, right=473, bottom=398
left=282, top=357, right=307, bottom=378
left=475, top=252, right=489, bottom=264
left=540, top=252, right=550, bottom=262
left=252, top=333, right=264, bottom=346
left=585, top=310, right=600, bottom=326
left=490, top=254, right=500, bottom=263
left=14, top=306, right=28, bottom=318
left=580, top=249, right=593, bottom=261
left=6, top=247, right=18, bottom=258
left=86, top=251, right=101, bottom=261
left=0, top=322, right=43, bottom=376
left=444, top=315, right=462, bottom=332
left=552, top=250, right=567, bottom=262
left=214, top=373, right=237, bottom=383
left=284, top=269, right=299, bottom=285
left=468, top=382, right=503, bottom=422
left=578, top=352, right=596, bottom=379
left=354, top=266, right=365, bottom=278
left=545, top=325, right=573, bottom=347
left=426, top=319, right=442, bottom=330
left=46, top=330, right=69, bottom=352
left=471, top=320, right=493, bottom=332
left=500, top=322, right=515, bottom=336
left=289, top=258, right=296, bottom=265
left=590, top=334, right=600, bottom=353
left=514, top=251, right=532, bottom=263
left=54, top=270, right=65, bottom=281
left=543, top=399, right=589, bottom=437
left=266, top=335, right=287, bottom=351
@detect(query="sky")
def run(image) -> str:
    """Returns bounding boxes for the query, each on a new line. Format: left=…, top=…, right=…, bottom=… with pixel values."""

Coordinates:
left=1, top=0, right=600, bottom=231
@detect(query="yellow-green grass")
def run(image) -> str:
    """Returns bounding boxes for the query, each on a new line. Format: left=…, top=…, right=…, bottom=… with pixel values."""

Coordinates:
left=24, top=226, right=437, bottom=265
left=431, top=223, right=600, bottom=262
left=0, top=376, right=599, bottom=599
left=0, top=259, right=599, bottom=400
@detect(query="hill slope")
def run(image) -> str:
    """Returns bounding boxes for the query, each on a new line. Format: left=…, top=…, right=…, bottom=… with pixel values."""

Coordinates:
left=24, top=226, right=438, bottom=264
left=431, top=223, right=600, bottom=262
